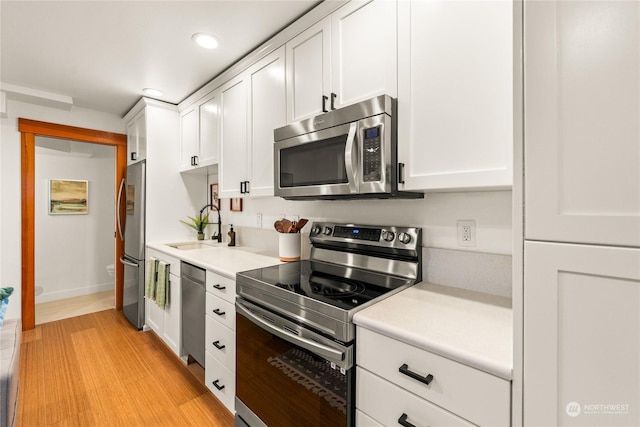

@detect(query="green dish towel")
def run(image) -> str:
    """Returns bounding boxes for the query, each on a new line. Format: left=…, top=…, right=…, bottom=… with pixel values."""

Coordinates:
left=155, top=261, right=169, bottom=309
left=146, top=257, right=158, bottom=300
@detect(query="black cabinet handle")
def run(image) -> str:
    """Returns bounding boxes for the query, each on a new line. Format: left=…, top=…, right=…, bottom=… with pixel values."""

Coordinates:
left=212, top=340, right=226, bottom=350
left=193, top=155, right=198, bottom=166
left=190, top=156, right=195, bottom=166
left=244, top=180, right=250, bottom=194
left=213, top=284, right=226, bottom=291
left=399, top=363, right=434, bottom=385
left=212, top=380, right=225, bottom=391
left=130, top=152, right=137, bottom=161
left=213, top=308, right=226, bottom=316
left=322, top=95, right=329, bottom=113
left=398, top=413, right=417, bottom=427
left=331, top=92, right=337, bottom=110
left=398, top=162, right=406, bottom=184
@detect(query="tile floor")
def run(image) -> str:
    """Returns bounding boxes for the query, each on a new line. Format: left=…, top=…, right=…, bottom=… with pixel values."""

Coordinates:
left=35, top=290, right=114, bottom=325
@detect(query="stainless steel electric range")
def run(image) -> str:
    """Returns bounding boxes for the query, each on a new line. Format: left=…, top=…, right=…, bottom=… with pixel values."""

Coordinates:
left=235, top=222, right=422, bottom=427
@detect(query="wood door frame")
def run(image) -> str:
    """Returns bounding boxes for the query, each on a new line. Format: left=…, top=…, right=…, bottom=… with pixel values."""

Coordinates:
left=19, top=118, right=127, bottom=330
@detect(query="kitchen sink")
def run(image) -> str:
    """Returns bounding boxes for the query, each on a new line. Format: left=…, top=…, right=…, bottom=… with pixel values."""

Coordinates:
left=167, top=242, right=221, bottom=250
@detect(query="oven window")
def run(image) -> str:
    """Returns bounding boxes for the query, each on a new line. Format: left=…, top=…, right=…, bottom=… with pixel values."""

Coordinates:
left=236, top=313, right=354, bottom=427
left=279, top=135, right=348, bottom=187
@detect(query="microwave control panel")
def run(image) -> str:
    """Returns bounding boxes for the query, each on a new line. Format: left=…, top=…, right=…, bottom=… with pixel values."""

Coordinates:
left=363, top=126, right=382, bottom=182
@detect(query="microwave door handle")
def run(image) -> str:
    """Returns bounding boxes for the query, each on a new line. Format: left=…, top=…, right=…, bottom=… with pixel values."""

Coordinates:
left=344, top=122, right=358, bottom=193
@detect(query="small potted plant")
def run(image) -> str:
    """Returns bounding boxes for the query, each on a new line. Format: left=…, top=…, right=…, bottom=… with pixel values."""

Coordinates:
left=180, top=212, right=210, bottom=240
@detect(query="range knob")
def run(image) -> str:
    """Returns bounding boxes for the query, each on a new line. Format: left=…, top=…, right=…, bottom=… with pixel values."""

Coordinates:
left=311, top=226, right=322, bottom=235
left=381, top=230, right=395, bottom=242
left=323, top=226, right=333, bottom=236
left=398, top=232, right=412, bottom=244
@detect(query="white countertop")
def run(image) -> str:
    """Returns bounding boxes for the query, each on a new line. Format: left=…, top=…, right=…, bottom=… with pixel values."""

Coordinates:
left=147, top=241, right=283, bottom=279
left=353, top=282, right=513, bottom=380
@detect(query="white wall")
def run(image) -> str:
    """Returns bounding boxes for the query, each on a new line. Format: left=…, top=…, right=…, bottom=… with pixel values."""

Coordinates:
left=0, top=99, right=125, bottom=319
left=35, top=141, right=115, bottom=302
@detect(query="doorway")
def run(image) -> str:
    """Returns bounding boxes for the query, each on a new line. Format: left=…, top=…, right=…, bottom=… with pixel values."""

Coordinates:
left=19, top=118, right=127, bottom=330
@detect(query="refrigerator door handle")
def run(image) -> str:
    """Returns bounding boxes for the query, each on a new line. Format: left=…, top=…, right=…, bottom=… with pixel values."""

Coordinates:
left=119, top=256, right=138, bottom=268
left=116, top=177, right=126, bottom=241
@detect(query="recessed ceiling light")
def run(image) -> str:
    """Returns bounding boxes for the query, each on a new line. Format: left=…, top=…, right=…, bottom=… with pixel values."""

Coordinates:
left=192, top=33, right=218, bottom=49
left=143, top=88, right=164, bottom=97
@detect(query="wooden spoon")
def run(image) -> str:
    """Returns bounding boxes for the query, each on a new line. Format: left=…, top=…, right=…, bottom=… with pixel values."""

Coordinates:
left=274, top=220, right=284, bottom=233
left=293, top=218, right=308, bottom=233
left=280, top=218, right=293, bottom=233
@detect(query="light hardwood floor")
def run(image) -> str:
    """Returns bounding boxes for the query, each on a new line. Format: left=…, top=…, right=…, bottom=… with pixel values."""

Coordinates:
left=35, top=291, right=114, bottom=325
left=18, top=309, right=234, bottom=426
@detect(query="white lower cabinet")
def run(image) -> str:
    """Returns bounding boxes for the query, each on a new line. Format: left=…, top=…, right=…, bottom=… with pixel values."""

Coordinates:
left=145, top=249, right=183, bottom=357
left=205, top=269, right=236, bottom=414
left=357, top=368, right=474, bottom=427
left=357, top=327, right=510, bottom=426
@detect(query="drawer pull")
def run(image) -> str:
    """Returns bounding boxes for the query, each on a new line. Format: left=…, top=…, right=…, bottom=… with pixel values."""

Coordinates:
left=212, top=340, right=226, bottom=350
left=398, top=413, right=418, bottom=427
left=212, top=379, right=225, bottom=391
left=399, top=363, right=434, bottom=385
left=213, top=284, right=226, bottom=290
left=213, top=308, right=226, bottom=316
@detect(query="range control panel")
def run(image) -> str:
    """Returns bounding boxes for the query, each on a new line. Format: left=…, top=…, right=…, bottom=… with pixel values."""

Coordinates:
left=309, top=222, right=421, bottom=250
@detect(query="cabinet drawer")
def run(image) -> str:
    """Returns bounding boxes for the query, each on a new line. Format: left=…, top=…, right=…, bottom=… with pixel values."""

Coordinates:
left=205, top=271, right=236, bottom=304
left=147, top=248, right=181, bottom=277
left=357, top=367, right=474, bottom=427
left=205, top=351, right=235, bottom=413
left=205, top=314, right=235, bottom=371
left=205, top=292, right=236, bottom=331
left=356, top=409, right=384, bottom=427
left=357, top=328, right=510, bottom=426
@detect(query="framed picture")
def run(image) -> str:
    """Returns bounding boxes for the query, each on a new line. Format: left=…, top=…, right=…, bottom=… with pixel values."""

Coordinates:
left=49, top=179, right=88, bottom=215
left=210, top=183, right=219, bottom=207
left=230, top=198, right=243, bottom=212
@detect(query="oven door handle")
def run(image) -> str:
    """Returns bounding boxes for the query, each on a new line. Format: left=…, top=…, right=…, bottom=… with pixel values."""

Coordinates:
left=236, top=300, right=346, bottom=364
left=344, top=121, right=358, bottom=194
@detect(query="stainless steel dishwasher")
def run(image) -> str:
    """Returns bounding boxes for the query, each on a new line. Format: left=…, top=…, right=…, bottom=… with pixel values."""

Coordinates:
left=181, top=261, right=205, bottom=367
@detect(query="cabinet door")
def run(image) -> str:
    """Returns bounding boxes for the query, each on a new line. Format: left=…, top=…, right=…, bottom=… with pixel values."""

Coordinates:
left=145, top=295, right=164, bottom=335
left=397, top=0, right=513, bottom=191
left=524, top=1, right=640, bottom=246
left=219, top=74, right=248, bottom=198
left=135, top=113, right=146, bottom=162
left=162, top=274, right=182, bottom=357
left=247, top=46, right=286, bottom=197
left=126, top=119, right=138, bottom=165
left=286, top=17, right=331, bottom=122
left=198, top=93, right=220, bottom=167
left=179, top=106, right=198, bottom=170
left=331, top=0, right=397, bottom=108
left=524, top=242, right=640, bottom=426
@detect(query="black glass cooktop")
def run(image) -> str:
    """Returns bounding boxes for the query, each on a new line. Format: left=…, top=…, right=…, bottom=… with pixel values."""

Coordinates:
left=238, top=260, right=412, bottom=311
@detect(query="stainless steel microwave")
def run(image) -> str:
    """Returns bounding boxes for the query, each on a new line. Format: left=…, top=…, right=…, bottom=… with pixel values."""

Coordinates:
left=273, top=95, right=423, bottom=200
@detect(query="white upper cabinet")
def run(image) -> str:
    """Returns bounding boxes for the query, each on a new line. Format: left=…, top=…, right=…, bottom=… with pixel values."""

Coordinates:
left=219, top=74, right=249, bottom=198
left=126, top=111, right=146, bottom=165
left=179, top=105, right=198, bottom=170
left=248, top=46, right=287, bottom=197
left=219, top=46, right=286, bottom=199
left=286, top=17, right=331, bottom=122
left=524, top=0, right=640, bottom=247
left=397, top=0, right=513, bottom=192
left=179, top=90, right=220, bottom=172
left=331, top=0, right=397, bottom=109
left=286, top=0, right=396, bottom=123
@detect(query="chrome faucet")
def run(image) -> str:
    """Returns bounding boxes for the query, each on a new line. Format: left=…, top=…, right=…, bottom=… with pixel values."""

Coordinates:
left=199, top=203, right=222, bottom=242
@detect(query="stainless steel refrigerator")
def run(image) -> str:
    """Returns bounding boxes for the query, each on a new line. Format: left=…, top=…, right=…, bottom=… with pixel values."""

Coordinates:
left=118, top=160, right=146, bottom=329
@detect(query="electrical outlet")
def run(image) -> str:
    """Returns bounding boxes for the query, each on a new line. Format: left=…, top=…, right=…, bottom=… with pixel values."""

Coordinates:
left=256, top=213, right=262, bottom=227
left=457, top=220, right=476, bottom=247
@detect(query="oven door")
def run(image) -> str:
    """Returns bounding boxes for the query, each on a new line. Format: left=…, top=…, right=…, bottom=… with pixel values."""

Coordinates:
left=235, top=298, right=355, bottom=427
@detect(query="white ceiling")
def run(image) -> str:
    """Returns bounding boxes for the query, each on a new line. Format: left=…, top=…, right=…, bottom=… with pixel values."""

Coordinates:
left=1, top=0, right=320, bottom=117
